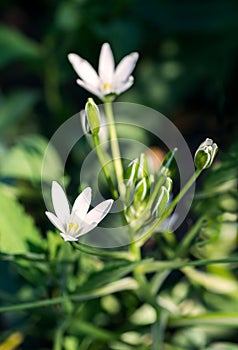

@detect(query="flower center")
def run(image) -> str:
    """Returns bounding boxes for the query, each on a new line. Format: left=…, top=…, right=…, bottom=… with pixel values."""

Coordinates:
left=103, top=82, right=113, bottom=92
left=68, top=222, right=79, bottom=233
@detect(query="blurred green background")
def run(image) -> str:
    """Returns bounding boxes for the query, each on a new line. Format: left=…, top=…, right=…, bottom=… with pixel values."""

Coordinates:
left=0, top=0, right=238, bottom=141
left=0, top=0, right=238, bottom=349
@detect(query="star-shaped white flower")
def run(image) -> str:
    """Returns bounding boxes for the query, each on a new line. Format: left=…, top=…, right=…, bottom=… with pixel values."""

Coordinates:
left=45, top=181, right=113, bottom=241
left=68, top=42, right=139, bottom=101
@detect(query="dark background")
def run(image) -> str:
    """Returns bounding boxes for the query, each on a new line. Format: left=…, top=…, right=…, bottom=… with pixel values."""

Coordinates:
left=1, top=0, right=237, bottom=146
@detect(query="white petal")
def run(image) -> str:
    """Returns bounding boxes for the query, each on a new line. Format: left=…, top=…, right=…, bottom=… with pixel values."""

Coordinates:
left=45, top=211, right=66, bottom=233
left=98, top=43, right=115, bottom=83
left=68, top=53, right=100, bottom=86
left=115, top=52, right=139, bottom=82
left=60, top=232, right=78, bottom=242
left=75, top=223, right=97, bottom=237
left=72, top=187, right=92, bottom=220
left=51, top=181, right=70, bottom=222
left=76, top=79, right=103, bottom=100
left=85, top=199, right=113, bottom=225
left=115, top=76, right=134, bottom=95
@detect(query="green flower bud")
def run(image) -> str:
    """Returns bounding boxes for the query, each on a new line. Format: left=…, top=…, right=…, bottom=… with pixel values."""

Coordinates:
left=194, top=138, right=218, bottom=170
left=153, top=186, right=170, bottom=218
left=85, top=98, right=100, bottom=136
left=80, top=110, right=90, bottom=134
left=164, top=176, right=173, bottom=193
left=138, top=153, right=149, bottom=179
left=125, top=158, right=139, bottom=186
left=134, top=177, right=149, bottom=205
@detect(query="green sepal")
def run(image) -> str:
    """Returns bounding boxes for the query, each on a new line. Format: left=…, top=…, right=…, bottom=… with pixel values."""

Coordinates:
left=85, top=98, right=100, bottom=135
left=194, top=138, right=218, bottom=170
left=154, top=186, right=170, bottom=218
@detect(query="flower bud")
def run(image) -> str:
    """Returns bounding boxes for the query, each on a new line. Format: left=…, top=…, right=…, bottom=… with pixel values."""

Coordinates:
left=153, top=186, right=170, bottom=218
left=138, top=153, right=149, bottom=179
left=164, top=176, right=173, bottom=193
left=125, top=158, right=139, bottom=186
left=194, top=138, right=218, bottom=170
left=80, top=110, right=90, bottom=134
left=85, top=98, right=100, bottom=136
left=134, top=177, right=149, bottom=205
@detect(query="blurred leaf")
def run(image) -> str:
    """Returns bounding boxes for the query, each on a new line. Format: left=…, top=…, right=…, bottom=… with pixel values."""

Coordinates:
left=55, top=2, right=82, bottom=31
left=130, top=304, right=156, bottom=325
left=0, top=188, right=42, bottom=254
left=76, top=260, right=149, bottom=292
left=182, top=266, right=238, bottom=295
left=0, top=134, right=63, bottom=183
left=0, top=25, right=42, bottom=68
left=170, top=312, right=238, bottom=327
left=0, top=90, right=39, bottom=134
left=207, top=343, right=238, bottom=350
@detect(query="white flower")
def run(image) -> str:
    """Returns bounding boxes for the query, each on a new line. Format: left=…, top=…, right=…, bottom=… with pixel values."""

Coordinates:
left=45, top=181, right=113, bottom=242
left=68, top=42, right=139, bottom=101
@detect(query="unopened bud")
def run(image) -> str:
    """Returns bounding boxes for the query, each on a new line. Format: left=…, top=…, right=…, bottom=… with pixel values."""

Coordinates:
left=85, top=98, right=100, bottom=136
left=134, top=177, right=149, bottom=204
left=125, top=158, right=139, bottom=186
left=194, top=138, right=218, bottom=170
left=138, top=153, right=149, bottom=179
left=164, top=176, right=173, bottom=193
left=153, top=186, right=170, bottom=218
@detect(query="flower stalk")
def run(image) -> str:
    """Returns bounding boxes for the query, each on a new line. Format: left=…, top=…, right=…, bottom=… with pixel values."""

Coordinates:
left=104, top=101, right=125, bottom=197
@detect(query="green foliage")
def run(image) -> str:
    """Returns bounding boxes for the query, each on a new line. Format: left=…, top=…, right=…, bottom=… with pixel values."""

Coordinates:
left=0, top=188, right=42, bottom=254
left=0, top=0, right=237, bottom=349
left=0, top=90, right=39, bottom=135
left=0, top=134, right=63, bottom=183
left=0, top=25, right=42, bottom=68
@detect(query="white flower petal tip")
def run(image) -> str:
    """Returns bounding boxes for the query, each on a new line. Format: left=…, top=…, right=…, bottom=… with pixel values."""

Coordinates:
left=45, top=181, right=113, bottom=242
left=68, top=43, right=139, bottom=101
left=60, top=233, right=78, bottom=242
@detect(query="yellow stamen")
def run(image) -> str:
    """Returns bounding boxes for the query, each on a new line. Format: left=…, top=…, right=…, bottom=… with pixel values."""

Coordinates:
left=68, top=222, right=79, bottom=233
left=103, top=83, right=112, bottom=91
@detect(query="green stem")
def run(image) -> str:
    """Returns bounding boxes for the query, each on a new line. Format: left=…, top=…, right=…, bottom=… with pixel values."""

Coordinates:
left=92, top=134, right=118, bottom=199
left=137, top=257, right=238, bottom=275
left=0, top=278, right=138, bottom=313
left=71, top=242, right=133, bottom=261
left=104, top=101, right=124, bottom=196
left=174, top=215, right=206, bottom=258
left=150, top=215, right=206, bottom=295
left=165, top=169, right=201, bottom=218
left=136, top=169, right=202, bottom=247
left=152, top=309, right=168, bottom=350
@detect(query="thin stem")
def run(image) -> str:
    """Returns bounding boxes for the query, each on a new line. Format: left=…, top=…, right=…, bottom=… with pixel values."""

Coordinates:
left=137, top=257, right=238, bottom=275
left=104, top=102, right=124, bottom=196
left=174, top=215, right=206, bottom=258
left=152, top=309, right=168, bottom=350
left=92, top=134, right=118, bottom=199
left=0, top=278, right=138, bottom=313
left=150, top=215, right=206, bottom=295
left=71, top=242, right=133, bottom=261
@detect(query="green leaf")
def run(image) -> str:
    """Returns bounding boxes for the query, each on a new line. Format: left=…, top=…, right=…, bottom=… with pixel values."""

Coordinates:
left=0, top=134, right=63, bottom=183
left=182, top=266, right=238, bottom=295
left=130, top=304, right=157, bottom=325
left=170, top=312, right=238, bottom=327
left=207, top=343, right=238, bottom=350
left=0, top=25, right=42, bottom=68
left=0, top=188, right=42, bottom=254
left=0, top=90, right=39, bottom=134
left=76, top=259, right=150, bottom=293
